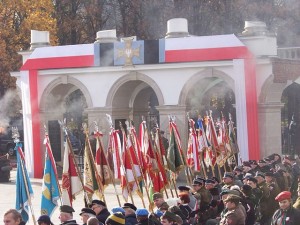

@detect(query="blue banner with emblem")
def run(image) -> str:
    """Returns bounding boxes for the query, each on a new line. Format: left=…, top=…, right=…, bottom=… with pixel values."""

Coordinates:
left=15, top=142, right=34, bottom=222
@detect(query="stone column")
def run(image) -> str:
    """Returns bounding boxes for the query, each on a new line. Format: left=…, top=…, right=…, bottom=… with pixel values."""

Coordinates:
left=258, top=102, right=284, bottom=157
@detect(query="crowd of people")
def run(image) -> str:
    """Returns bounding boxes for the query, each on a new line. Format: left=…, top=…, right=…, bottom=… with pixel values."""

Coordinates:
left=3, top=153, right=300, bottom=225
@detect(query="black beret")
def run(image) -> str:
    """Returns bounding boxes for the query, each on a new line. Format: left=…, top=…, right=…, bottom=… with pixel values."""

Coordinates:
left=223, top=172, right=234, bottom=179
left=192, top=178, right=204, bottom=186
left=60, top=205, right=75, bottom=213
left=122, top=203, right=137, bottom=211
left=80, top=208, right=96, bottom=216
left=178, top=185, right=190, bottom=191
left=205, top=179, right=215, bottom=184
left=91, top=199, right=106, bottom=207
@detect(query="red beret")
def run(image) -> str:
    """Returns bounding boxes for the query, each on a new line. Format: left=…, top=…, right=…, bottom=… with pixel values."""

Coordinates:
left=275, top=191, right=292, bottom=202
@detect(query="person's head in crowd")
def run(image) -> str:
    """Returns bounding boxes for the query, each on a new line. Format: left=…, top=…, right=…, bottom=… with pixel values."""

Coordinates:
left=87, top=217, right=100, bottom=225
left=233, top=166, right=243, bottom=176
left=4, top=209, right=22, bottom=225
left=223, top=194, right=241, bottom=210
left=265, top=171, right=274, bottom=183
left=264, top=157, right=272, bottom=164
left=242, top=161, right=252, bottom=172
left=272, top=153, right=282, bottom=163
left=37, top=215, right=54, bottom=225
left=254, top=171, right=265, bottom=184
left=258, top=159, right=267, bottom=167
left=80, top=208, right=96, bottom=225
left=204, top=179, right=215, bottom=190
left=168, top=205, right=187, bottom=221
left=152, top=192, right=165, bottom=208
left=160, top=211, right=178, bottom=225
left=222, top=172, right=234, bottom=185
left=211, top=176, right=220, bottom=186
left=275, top=191, right=292, bottom=211
left=242, top=173, right=253, bottom=184
left=111, top=207, right=125, bottom=215
left=249, top=160, right=258, bottom=169
left=159, top=202, right=170, bottom=213
left=105, top=212, right=125, bottom=225
left=135, top=208, right=149, bottom=222
left=247, top=177, right=258, bottom=189
left=192, top=178, right=205, bottom=191
left=90, top=200, right=107, bottom=215
left=122, top=203, right=137, bottom=216
left=283, top=155, right=295, bottom=165
left=220, top=189, right=238, bottom=201
left=241, top=184, right=252, bottom=197
left=178, top=192, right=190, bottom=204
left=59, top=205, right=75, bottom=222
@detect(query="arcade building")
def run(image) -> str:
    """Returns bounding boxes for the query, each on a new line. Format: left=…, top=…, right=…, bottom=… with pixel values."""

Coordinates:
left=11, top=18, right=300, bottom=178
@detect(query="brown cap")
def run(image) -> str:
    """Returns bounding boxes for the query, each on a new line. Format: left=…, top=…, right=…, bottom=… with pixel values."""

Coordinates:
left=152, top=192, right=163, bottom=200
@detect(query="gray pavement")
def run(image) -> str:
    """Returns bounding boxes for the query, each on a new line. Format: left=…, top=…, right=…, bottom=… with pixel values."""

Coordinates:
left=0, top=169, right=150, bottom=225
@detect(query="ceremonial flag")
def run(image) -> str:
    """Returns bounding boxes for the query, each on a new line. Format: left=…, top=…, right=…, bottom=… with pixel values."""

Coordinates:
left=187, top=119, right=201, bottom=171
left=15, top=142, right=34, bottom=222
left=83, top=137, right=100, bottom=202
left=61, top=140, right=83, bottom=206
left=41, top=137, right=60, bottom=216
left=197, top=118, right=209, bottom=151
left=120, top=131, right=142, bottom=200
left=95, top=132, right=111, bottom=187
left=108, top=129, right=122, bottom=179
left=154, top=128, right=168, bottom=167
left=167, top=124, right=184, bottom=173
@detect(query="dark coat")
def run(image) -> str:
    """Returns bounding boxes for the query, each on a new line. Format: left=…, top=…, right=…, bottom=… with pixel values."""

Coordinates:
left=271, top=207, right=300, bottom=225
left=96, top=208, right=111, bottom=224
left=125, top=214, right=138, bottom=225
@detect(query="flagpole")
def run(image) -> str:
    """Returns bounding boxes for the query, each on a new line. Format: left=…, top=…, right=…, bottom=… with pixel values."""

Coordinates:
left=83, top=123, right=107, bottom=204
left=12, top=128, right=37, bottom=225
left=94, top=121, right=121, bottom=206
left=59, top=120, right=89, bottom=205
left=120, top=121, right=146, bottom=208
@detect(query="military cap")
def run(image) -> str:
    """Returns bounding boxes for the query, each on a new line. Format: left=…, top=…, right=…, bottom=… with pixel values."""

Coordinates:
left=122, top=203, right=137, bottom=211
left=91, top=199, right=106, bottom=207
left=233, top=166, right=243, bottom=172
left=275, top=191, right=292, bottom=202
left=242, top=161, right=251, bottom=167
left=247, top=177, right=258, bottom=183
left=258, top=159, right=266, bottom=164
left=243, top=173, right=253, bottom=180
left=112, top=207, right=125, bottom=214
left=159, top=202, right=169, bottom=211
left=152, top=192, right=163, bottom=200
left=223, top=194, right=241, bottom=204
left=205, top=179, right=215, bottom=184
left=223, top=172, right=234, bottom=179
left=265, top=171, right=274, bottom=177
left=264, top=157, right=272, bottom=162
left=37, top=215, right=53, bottom=225
left=60, top=205, right=75, bottom=213
left=135, top=208, right=149, bottom=216
left=255, top=171, right=265, bottom=179
left=178, top=185, right=190, bottom=191
left=79, top=208, right=96, bottom=216
left=162, top=211, right=178, bottom=222
left=192, top=178, right=204, bottom=186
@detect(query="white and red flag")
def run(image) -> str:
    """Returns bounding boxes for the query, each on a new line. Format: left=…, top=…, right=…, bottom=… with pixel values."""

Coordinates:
left=61, top=140, right=83, bottom=206
left=107, top=128, right=122, bottom=179
left=187, top=119, right=201, bottom=172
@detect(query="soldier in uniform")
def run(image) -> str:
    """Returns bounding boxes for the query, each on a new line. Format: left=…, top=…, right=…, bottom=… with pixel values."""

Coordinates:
left=205, top=178, right=220, bottom=201
left=122, top=203, right=138, bottom=225
left=192, top=178, right=211, bottom=211
left=271, top=191, right=300, bottom=225
left=219, top=194, right=246, bottom=225
left=222, top=172, right=235, bottom=190
left=90, top=200, right=111, bottom=224
left=79, top=208, right=97, bottom=225
left=59, top=205, right=79, bottom=225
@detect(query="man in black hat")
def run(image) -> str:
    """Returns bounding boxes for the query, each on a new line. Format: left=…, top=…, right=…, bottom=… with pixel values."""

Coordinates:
left=222, top=172, right=235, bottom=190
left=205, top=179, right=220, bottom=201
left=80, top=208, right=97, bottom=225
left=90, top=200, right=111, bottom=224
left=59, top=205, right=79, bottom=225
left=37, top=215, right=54, bottom=225
left=122, top=203, right=137, bottom=225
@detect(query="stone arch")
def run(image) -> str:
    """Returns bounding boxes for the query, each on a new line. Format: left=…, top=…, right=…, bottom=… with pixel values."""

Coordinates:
left=105, top=71, right=164, bottom=107
left=178, top=68, right=235, bottom=106
left=40, top=76, right=93, bottom=112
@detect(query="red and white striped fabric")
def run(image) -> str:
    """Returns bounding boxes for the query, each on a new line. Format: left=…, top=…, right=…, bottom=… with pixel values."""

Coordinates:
left=187, top=120, right=201, bottom=171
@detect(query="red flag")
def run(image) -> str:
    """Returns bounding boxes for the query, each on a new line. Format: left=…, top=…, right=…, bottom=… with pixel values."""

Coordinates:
left=108, top=128, right=122, bottom=179
left=61, top=140, right=83, bottom=206
left=187, top=119, right=201, bottom=171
